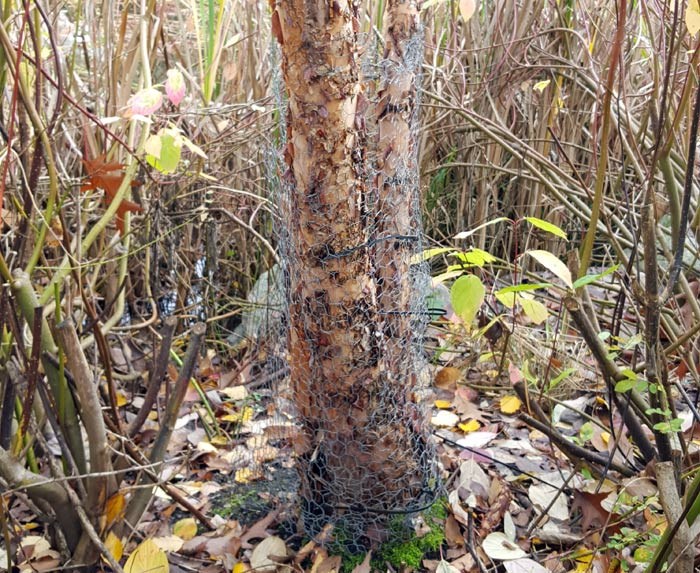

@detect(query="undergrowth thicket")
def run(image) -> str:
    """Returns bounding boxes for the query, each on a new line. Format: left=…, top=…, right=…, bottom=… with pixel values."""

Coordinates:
left=0, top=0, right=699, bottom=570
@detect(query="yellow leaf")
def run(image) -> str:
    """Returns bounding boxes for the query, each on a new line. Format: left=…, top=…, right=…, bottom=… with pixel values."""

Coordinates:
left=687, top=0, right=700, bottom=35
left=533, top=79, right=551, bottom=93
left=210, top=435, right=228, bottom=446
left=221, top=406, right=254, bottom=424
left=235, top=468, right=254, bottom=484
left=232, top=563, right=249, bottom=573
left=103, top=531, right=123, bottom=562
left=459, top=0, right=477, bottom=21
left=173, top=518, right=197, bottom=541
left=518, top=297, right=548, bottom=325
left=104, top=493, right=126, bottom=530
left=116, top=391, right=128, bottom=407
left=495, top=290, right=517, bottom=309
left=601, top=431, right=610, bottom=445
left=458, top=419, right=481, bottom=433
left=572, top=548, right=594, bottom=573
left=434, top=400, right=452, bottom=409
left=526, top=250, right=573, bottom=288
left=123, top=538, right=169, bottom=573
left=500, top=395, right=522, bottom=414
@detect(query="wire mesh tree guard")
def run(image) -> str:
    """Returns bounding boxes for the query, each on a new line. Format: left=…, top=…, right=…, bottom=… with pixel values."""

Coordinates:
left=267, top=0, right=439, bottom=549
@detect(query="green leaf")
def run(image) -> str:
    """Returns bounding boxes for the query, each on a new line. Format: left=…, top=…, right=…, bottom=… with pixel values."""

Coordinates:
left=621, top=333, right=643, bottom=350
left=450, top=275, right=485, bottom=325
left=526, top=250, right=573, bottom=288
left=495, top=290, right=517, bottom=308
left=646, top=407, right=667, bottom=417
left=652, top=422, right=672, bottom=434
left=146, top=130, right=182, bottom=174
left=579, top=421, right=594, bottom=442
left=617, top=377, right=648, bottom=393
left=519, top=297, right=548, bottom=324
left=454, top=248, right=497, bottom=268
left=524, top=217, right=568, bottom=240
left=620, top=368, right=637, bottom=380
left=411, top=247, right=454, bottom=264
left=548, top=367, right=575, bottom=390
left=572, top=264, right=620, bottom=289
left=615, top=378, right=636, bottom=393
left=633, top=546, right=654, bottom=564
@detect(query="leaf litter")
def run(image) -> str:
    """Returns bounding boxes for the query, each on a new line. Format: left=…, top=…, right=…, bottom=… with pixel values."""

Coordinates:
left=3, top=329, right=691, bottom=573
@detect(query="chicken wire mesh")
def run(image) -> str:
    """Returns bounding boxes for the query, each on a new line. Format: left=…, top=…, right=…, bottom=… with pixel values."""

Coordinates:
left=254, top=2, right=440, bottom=552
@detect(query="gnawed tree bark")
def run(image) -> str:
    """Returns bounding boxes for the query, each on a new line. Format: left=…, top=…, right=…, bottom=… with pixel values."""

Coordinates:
left=374, top=0, right=423, bottom=414
left=272, top=0, right=435, bottom=544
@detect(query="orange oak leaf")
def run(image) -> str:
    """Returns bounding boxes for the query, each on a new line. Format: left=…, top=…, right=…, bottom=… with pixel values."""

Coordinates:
left=81, top=154, right=142, bottom=234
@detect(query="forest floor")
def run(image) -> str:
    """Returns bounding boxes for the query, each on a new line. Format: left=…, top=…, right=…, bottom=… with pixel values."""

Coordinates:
left=6, top=318, right=698, bottom=573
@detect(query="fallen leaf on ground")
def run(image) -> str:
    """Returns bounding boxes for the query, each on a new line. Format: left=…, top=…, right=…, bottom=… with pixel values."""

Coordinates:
left=436, top=558, right=460, bottom=573
left=152, top=535, right=184, bottom=552
left=250, top=536, right=288, bottom=573
left=432, top=410, right=460, bottom=427
left=503, top=557, right=550, bottom=573
left=458, top=419, right=480, bottom=433
left=123, top=538, right=169, bottom=573
left=173, top=517, right=197, bottom=540
left=350, top=551, right=372, bottom=573
left=500, top=395, right=522, bottom=414
left=482, top=532, right=527, bottom=561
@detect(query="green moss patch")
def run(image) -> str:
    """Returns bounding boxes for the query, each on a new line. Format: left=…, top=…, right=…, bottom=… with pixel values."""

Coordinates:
left=329, top=500, right=447, bottom=572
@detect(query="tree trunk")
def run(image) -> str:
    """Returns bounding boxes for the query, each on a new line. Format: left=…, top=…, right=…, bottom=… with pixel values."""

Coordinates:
left=272, top=0, right=435, bottom=544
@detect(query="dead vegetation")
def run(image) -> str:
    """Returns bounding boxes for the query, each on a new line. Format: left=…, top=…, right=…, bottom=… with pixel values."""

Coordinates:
left=0, top=0, right=700, bottom=571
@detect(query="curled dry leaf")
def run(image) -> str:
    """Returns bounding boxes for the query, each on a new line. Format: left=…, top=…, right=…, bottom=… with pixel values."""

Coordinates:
left=250, top=536, right=287, bottom=573
left=350, top=551, right=372, bottom=573
left=528, top=483, right=569, bottom=521
left=436, top=559, right=460, bottom=573
left=435, top=366, right=462, bottom=389
left=431, top=410, right=460, bottom=428
left=81, top=154, right=142, bottom=234
left=152, top=535, right=184, bottom=553
left=482, top=532, right=527, bottom=561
